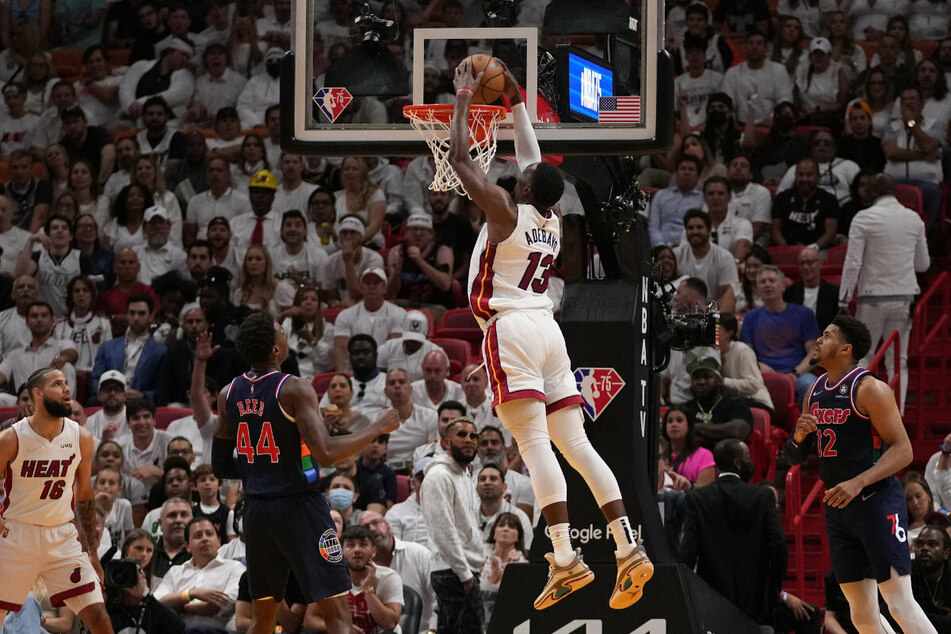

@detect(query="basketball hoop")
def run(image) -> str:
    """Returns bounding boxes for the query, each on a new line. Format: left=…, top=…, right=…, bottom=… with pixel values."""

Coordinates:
left=403, top=103, right=506, bottom=197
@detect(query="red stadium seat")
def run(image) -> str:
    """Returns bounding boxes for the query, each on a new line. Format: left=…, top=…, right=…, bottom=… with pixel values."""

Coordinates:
left=750, top=408, right=778, bottom=482
left=822, top=245, right=847, bottom=276
left=322, top=308, right=343, bottom=324
left=435, top=308, right=483, bottom=357
left=75, top=370, right=90, bottom=405
left=641, top=186, right=660, bottom=201
left=439, top=308, right=478, bottom=329
left=0, top=407, right=19, bottom=422
left=766, top=245, right=805, bottom=266
left=431, top=337, right=472, bottom=372
left=396, top=474, right=410, bottom=503
left=312, top=372, right=348, bottom=398
left=894, top=184, right=927, bottom=224
left=84, top=407, right=102, bottom=417
left=155, top=407, right=193, bottom=430
left=762, top=372, right=799, bottom=432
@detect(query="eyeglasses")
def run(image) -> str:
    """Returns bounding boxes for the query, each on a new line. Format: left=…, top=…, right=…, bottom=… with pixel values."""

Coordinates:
left=455, top=431, right=479, bottom=440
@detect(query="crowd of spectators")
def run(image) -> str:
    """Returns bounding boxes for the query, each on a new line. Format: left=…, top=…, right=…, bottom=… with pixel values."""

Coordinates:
left=0, top=0, right=948, bottom=631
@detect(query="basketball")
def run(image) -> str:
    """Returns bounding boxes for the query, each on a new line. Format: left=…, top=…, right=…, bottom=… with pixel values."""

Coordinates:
left=468, top=54, right=506, bottom=104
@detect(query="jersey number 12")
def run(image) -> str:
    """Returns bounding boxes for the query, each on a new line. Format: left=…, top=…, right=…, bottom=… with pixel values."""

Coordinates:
left=518, top=252, right=555, bottom=293
left=237, top=421, right=281, bottom=463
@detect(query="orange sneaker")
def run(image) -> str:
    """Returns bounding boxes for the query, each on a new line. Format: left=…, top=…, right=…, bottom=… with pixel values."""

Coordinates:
left=609, top=545, right=653, bottom=609
left=533, top=549, right=595, bottom=610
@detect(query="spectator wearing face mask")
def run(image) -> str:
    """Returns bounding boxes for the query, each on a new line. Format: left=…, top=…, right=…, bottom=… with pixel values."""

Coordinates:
left=236, top=47, right=283, bottom=129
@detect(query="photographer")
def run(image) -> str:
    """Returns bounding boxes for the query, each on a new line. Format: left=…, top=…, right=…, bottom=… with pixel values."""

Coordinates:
left=105, top=533, right=185, bottom=633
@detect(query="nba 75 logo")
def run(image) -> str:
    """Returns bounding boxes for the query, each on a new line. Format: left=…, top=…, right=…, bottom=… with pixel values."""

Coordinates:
left=574, top=368, right=625, bottom=421
left=313, top=87, right=353, bottom=123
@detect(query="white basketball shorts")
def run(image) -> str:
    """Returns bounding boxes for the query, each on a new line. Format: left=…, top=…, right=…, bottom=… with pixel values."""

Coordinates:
left=482, top=309, right=584, bottom=414
left=0, top=519, right=103, bottom=614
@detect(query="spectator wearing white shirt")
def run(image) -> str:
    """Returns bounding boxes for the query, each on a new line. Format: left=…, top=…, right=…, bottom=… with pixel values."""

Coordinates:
left=674, top=208, right=739, bottom=314
left=716, top=312, right=773, bottom=409
left=184, top=157, right=251, bottom=244
left=229, top=169, right=283, bottom=259
left=675, top=34, right=724, bottom=130
left=256, top=0, right=292, bottom=50
left=134, top=98, right=187, bottom=168
left=377, top=311, right=445, bottom=383
left=86, top=370, right=129, bottom=441
left=383, top=369, right=439, bottom=469
left=720, top=30, right=794, bottom=126
left=0, top=275, right=38, bottom=358
left=263, top=105, right=283, bottom=169
left=203, top=107, right=243, bottom=161
left=114, top=397, right=172, bottom=488
left=188, top=44, right=247, bottom=128
left=461, top=363, right=497, bottom=437
left=119, top=37, right=196, bottom=122
left=315, top=0, right=355, bottom=47
left=272, top=209, right=329, bottom=287
left=727, top=153, right=772, bottom=245
left=236, top=47, right=282, bottom=129
left=411, top=349, right=465, bottom=411
left=402, top=156, right=437, bottom=217
left=320, top=333, right=390, bottom=419
left=794, top=37, right=849, bottom=128
left=385, top=457, right=432, bottom=549
left=476, top=426, right=536, bottom=520
left=321, top=215, right=384, bottom=307
left=475, top=464, right=534, bottom=550
left=883, top=86, right=946, bottom=227
left=0, top=195, right=30, bottom=276
left=31, top=80, right=79, bottom=159
left=52, top=274, right=112, bottom=372
left=272, top=153, right=318, bottom=214
left=0, top=83, right=39, bottom=160
left=104, top=136, right=140, bottom=201
left=647, top=155, right=704, bottom=246
left=366, top=156, right=406, bottom=222
left=133, top=206, right=188, bottom=285
left=776, top=129, right=860, bottom=205
left=697, top=176, right=752, bottom=262
left=195, top=0, right=232, bottom=59
left=839, top=173, right=930, bottom=411
left=0, top=300, right=78, bottom=403
left=333, top=268, right=405, bottom=371
left=155, top=517, right=245, bottom=631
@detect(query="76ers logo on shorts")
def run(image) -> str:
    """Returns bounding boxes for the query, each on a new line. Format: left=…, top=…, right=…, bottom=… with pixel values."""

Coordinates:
left=573, top=368, right=625, bottom=421
left=319, top=529, right=343, bottom=563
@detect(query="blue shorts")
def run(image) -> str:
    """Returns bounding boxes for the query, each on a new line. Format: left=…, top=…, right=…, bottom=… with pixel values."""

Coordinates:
left=825, top=476, right=912, bottom=584
left=244, top=492, right=351, bottom=603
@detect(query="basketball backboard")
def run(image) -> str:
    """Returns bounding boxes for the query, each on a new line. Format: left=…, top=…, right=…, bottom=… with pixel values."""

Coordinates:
left=282, top=0, right=673, bottom=157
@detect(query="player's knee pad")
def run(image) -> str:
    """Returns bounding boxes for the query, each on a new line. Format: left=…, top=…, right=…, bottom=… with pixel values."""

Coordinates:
left=547, top=406, right=622, bottom=507
left=496, top=399, right=549, bottom=452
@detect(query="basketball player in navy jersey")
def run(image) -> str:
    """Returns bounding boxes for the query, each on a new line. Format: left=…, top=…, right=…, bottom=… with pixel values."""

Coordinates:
left=447, top=58, right=652, bottom=611
left=784, top=315, right=937, bottom=633
left=212, top=313, right=400, bottom=634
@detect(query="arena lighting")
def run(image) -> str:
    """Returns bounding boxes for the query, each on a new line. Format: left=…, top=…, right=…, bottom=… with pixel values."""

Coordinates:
left=542, top=0, right=632, bottom=35
left=324, top=3, right=409, bottom=97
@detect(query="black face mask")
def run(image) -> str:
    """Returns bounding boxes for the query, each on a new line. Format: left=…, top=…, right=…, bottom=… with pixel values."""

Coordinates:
left=706, top=110, right=728, bottom=127
left=266, top=60, right=281, bottom=78
left=739, top=459, right=756, bottom=483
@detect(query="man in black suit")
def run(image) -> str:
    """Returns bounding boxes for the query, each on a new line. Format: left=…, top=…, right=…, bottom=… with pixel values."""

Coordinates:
left=680, top=439, right=788, bottom=627
left=784, top=247, right=839, bottom=331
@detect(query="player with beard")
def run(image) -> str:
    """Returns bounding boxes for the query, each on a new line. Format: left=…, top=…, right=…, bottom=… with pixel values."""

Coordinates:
left=420, top=417, right=485, bottom=633
left=213, top=312, right=400, bottom=634
left=784, top=315, right=936, bottom=633
left=0, top=367, right=114, bottom=633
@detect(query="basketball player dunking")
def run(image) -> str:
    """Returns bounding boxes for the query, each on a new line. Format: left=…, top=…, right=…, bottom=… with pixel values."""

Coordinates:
left=0, top=368, right=113, bottom=633
left=212, top=314, right=400, bottom=634
left=448, top=58, right=653, bottom=610
left=785, top=315, right=937, bottom=633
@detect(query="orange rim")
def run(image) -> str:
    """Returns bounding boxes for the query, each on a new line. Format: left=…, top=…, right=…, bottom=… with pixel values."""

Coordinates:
left=404, top=103, right=506, bottom=145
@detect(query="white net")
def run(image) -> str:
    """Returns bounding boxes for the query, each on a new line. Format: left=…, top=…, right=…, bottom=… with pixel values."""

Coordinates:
left=404, top=104, right=506, bottom=197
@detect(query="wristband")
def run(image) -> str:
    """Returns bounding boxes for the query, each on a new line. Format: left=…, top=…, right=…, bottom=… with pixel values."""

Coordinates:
left=456, top=88, right=473, bottom=96
left=182, top=589, right=191, bottom=603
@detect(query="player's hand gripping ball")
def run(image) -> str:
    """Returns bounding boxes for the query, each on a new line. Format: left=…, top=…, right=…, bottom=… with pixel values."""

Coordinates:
left=467, top=54, right=506, bottom=104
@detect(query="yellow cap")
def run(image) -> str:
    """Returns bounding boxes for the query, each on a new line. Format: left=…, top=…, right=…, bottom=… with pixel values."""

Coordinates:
left=249, top=169, right=277, bottom=191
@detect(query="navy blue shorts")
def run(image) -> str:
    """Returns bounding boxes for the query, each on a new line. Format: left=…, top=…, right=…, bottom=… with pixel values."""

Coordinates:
left=244, top=492, right=351, bottom=603
left=825, top=476, right=912, bottom=584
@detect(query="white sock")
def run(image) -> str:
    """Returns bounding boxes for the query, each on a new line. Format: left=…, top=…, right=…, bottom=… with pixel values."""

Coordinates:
left=549, top=523, right=574, bottom=567
left=608, top=517, right=636, bottom=558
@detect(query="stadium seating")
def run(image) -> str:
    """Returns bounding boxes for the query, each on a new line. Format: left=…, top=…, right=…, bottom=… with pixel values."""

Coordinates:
left=762, top=372, right=799, bottom=432
left=155, top=407, right=193, bottom=430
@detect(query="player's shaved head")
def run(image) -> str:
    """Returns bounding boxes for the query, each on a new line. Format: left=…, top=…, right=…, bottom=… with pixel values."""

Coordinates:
left=529, top=162, right=564, bottom=209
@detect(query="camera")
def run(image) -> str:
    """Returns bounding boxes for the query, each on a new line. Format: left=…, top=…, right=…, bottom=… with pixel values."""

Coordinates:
left=353, top=2, right=399, bottom=44
left=104, top=558, right=140, bottom=590
left=649, top=270, right=719, bottom=351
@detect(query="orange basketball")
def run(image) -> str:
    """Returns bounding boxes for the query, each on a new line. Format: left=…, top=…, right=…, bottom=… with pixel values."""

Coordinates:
left=468, top=54, right=506, bottom=104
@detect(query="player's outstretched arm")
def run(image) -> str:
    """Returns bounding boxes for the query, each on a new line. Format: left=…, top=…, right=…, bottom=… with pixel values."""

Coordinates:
left=501, top=65, right=542, bottom=172
left=213, top=388, right=242, bottom=481
left=282, top=377, right=400, bottom=466
left=447, top=58, right=517, bottom=243
left=823, top=377, right=913, bottom=509
left=75, top=427, right=105, bottom=581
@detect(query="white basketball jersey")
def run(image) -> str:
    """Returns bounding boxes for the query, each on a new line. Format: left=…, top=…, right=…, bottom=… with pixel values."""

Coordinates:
left=468, top=204, right=559, bottom=328
left=1, top=418, right=82, bottom=526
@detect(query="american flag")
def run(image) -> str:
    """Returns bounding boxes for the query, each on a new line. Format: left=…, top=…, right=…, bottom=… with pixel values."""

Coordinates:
left=598, top=96, right=641, bottom=123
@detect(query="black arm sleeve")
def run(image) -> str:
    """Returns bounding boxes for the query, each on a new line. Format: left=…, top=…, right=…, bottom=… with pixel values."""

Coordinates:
left=783, top=434, right=816, bottom=466
left=212, top=436, right=242, bottom=480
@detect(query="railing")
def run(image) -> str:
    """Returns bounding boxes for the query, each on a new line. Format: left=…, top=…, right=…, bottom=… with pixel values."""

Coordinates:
left=867, top=330, right=901, bottom=406
left=785, top=464, right=827, bottom=597
left=912, top=272, right=951, bottom=430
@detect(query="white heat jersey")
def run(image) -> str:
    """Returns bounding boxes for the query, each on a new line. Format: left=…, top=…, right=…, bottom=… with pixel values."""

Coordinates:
left=1, top=418, right=82, bottom=526
left=468, top=204, right=559, bottom=328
